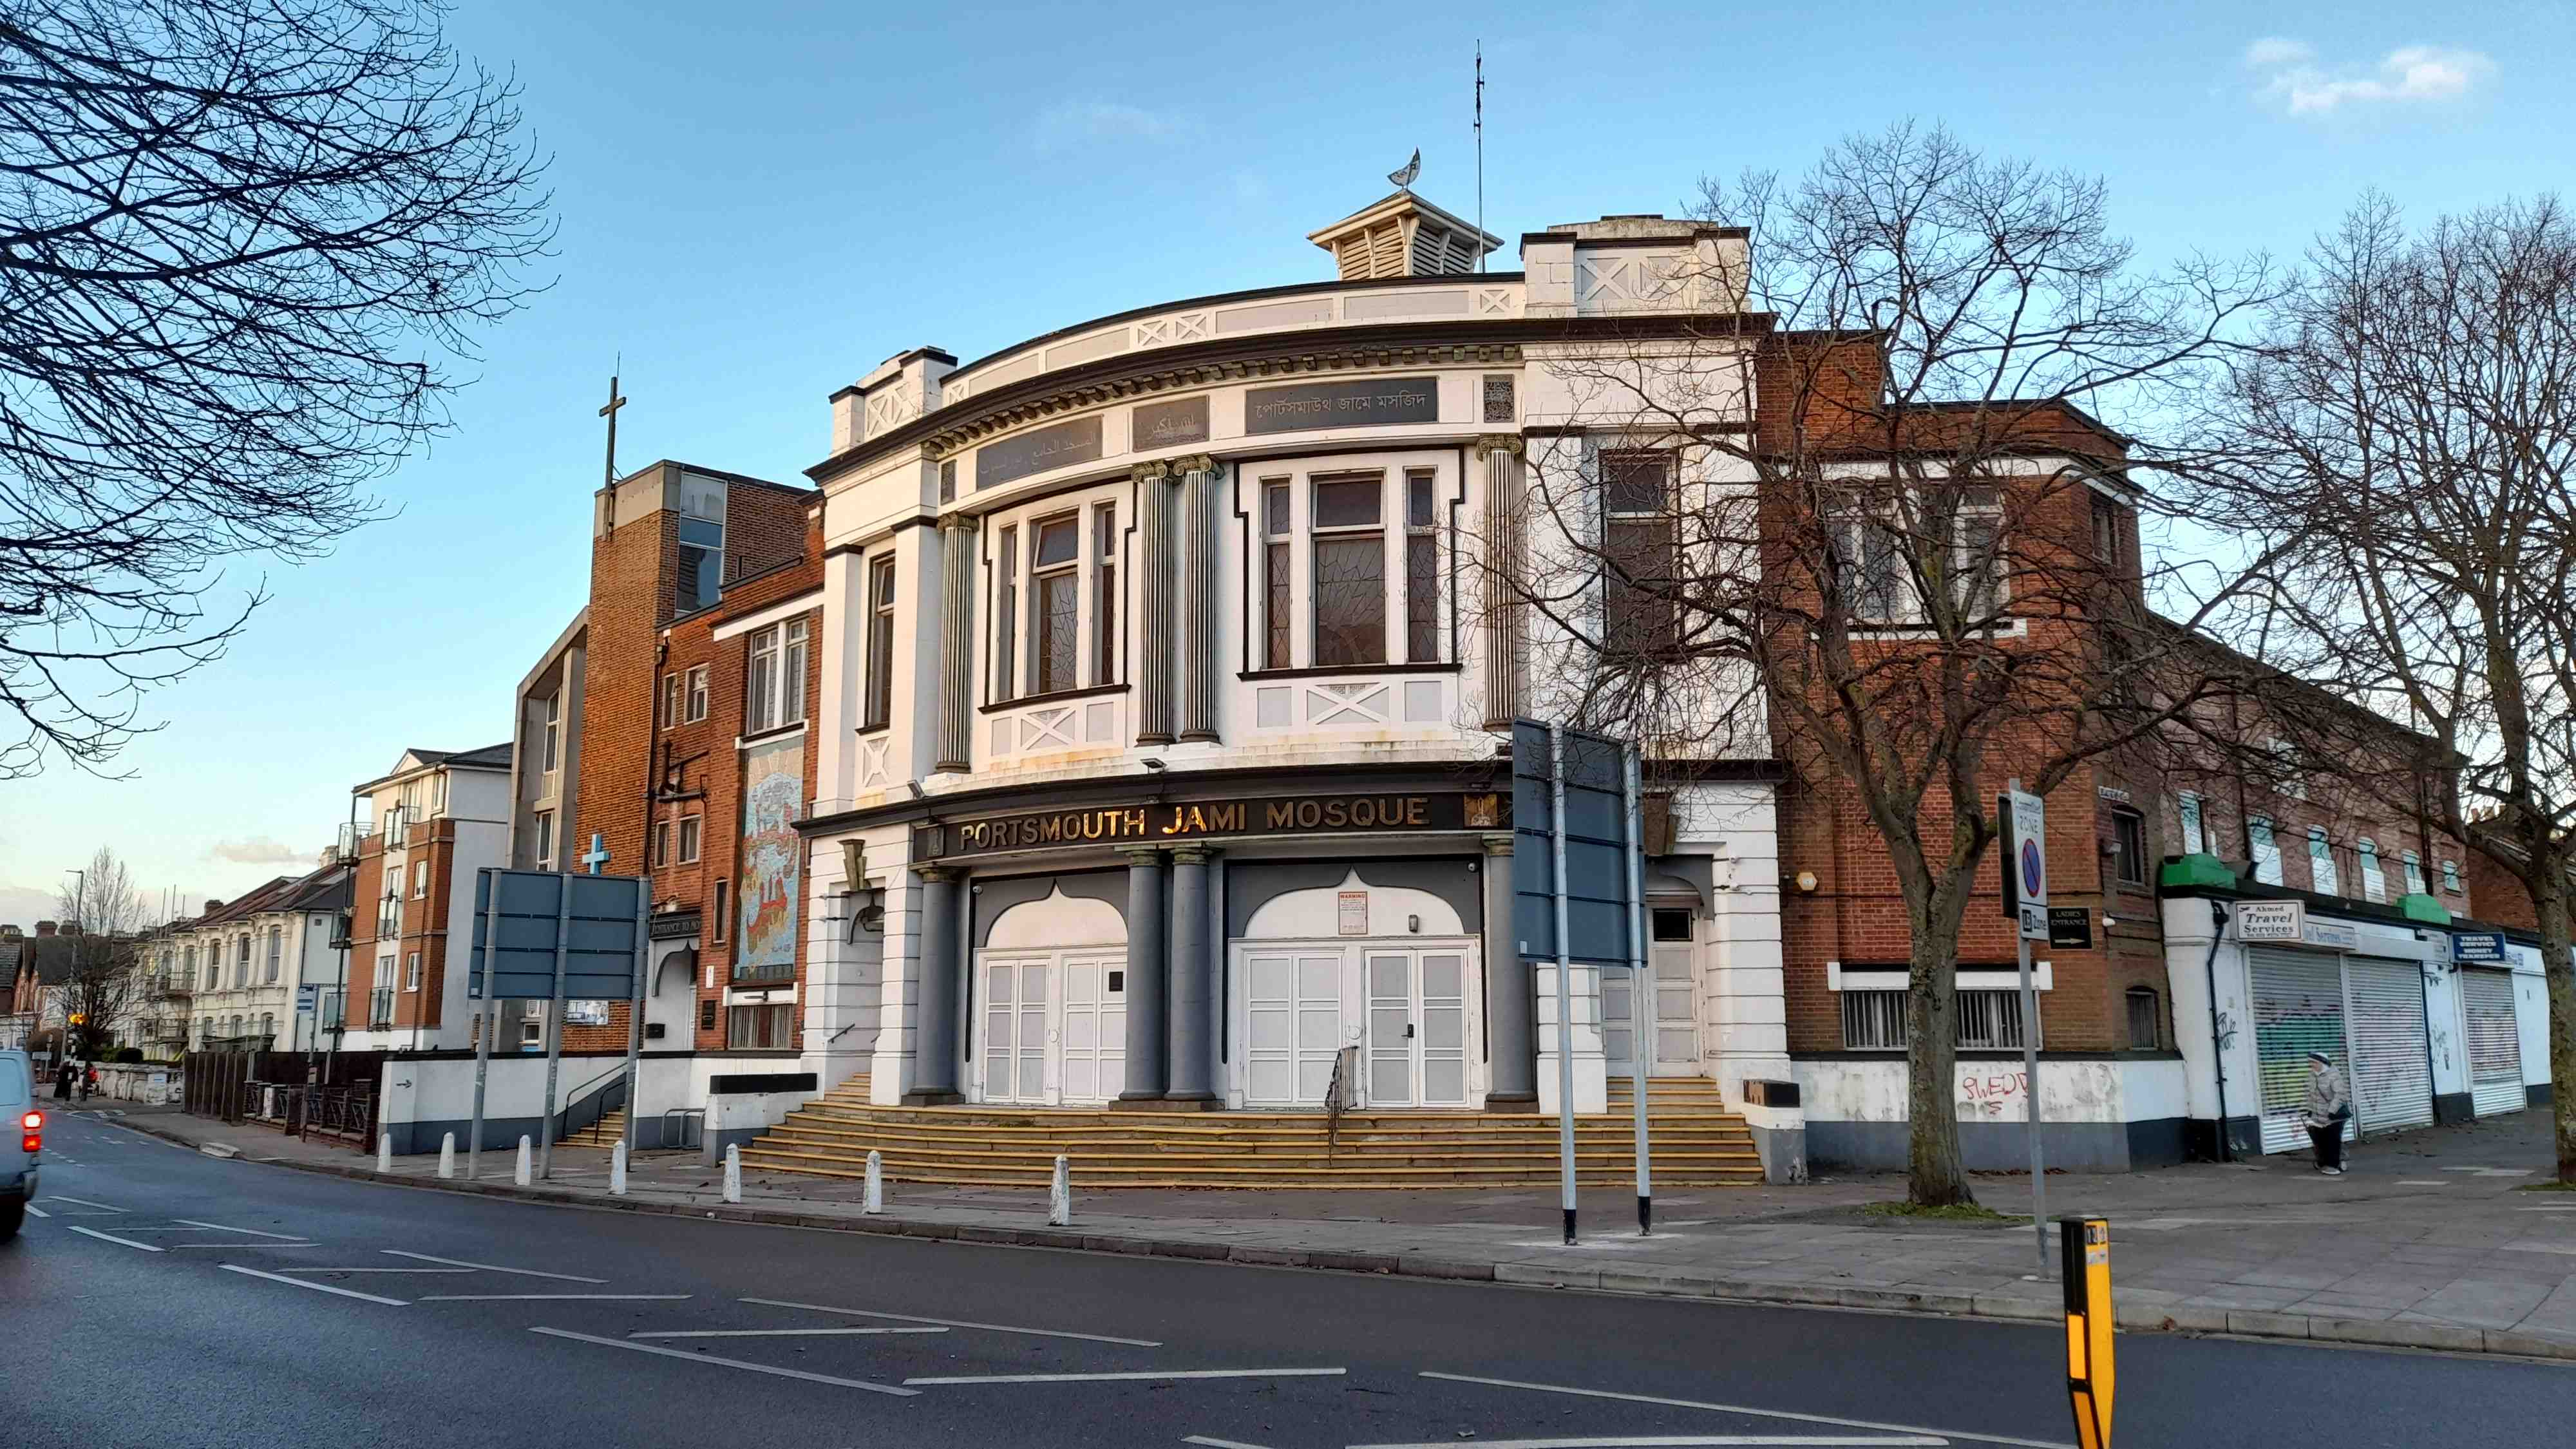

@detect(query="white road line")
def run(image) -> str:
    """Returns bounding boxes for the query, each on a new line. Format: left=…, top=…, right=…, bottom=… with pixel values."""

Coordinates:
left=21, top=1204, right=45, bottom=1219
left=220, top=1264, right=408, bottom=1306
left=175, top=1218, right=308, bottom=1240
left=1348, top=1439, right=1946, bottom=1448
left=1417, top=1374, right=2070, bottom=1449
left=383, top=1249, right=609, bottom=1282
left=531, top=1327, right=918, bottom=1397
left=1184, top=1437, right=1276, bottom=1449
left=282, top=1258, right=479, bottom=1268
left=44, top=1195, right=124, bottom=1212
left=169, top=1242, right=323, bottom=1249
left=66, top=1224, right=162, bottom=1252
left=905, top=1367, right=1348, bottom=1387
left=743, top=1296, right=1161, bottom=1346
left=421, top=1294, right=692, bottom=1302
left=630, top=1327, right=949, bottom=1339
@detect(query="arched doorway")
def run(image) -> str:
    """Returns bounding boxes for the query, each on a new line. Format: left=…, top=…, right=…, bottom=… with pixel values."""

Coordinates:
left=1228, top=869, right=1480, bottom=1109
left=974, top=886, right=1126, bottom=1105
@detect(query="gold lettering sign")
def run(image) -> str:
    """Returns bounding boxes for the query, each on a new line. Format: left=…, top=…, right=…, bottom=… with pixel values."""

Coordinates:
left=920, top=792, right=1490, bottom=859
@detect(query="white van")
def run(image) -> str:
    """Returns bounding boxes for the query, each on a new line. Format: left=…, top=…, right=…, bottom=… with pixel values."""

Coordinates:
left=1, top=1049, right=37, bottom=1240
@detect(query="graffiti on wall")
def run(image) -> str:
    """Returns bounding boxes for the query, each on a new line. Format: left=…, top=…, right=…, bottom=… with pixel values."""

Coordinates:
left=1957, top=1070, right=2029, bottom=1117
left=738, top=739, right=804, bottom=973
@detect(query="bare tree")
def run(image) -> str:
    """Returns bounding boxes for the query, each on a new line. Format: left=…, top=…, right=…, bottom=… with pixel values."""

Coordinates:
left=1479, top=124, right=2275, bottom=1204
left=55, top=845, right=151, bottom=1056
left=2206, top=194, right=2576, bottom=1181
left=0, top=0, right=553, bottom=777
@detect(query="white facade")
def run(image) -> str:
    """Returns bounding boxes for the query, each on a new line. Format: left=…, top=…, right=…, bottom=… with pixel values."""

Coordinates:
left=339, top=749, right=513, bottom=1052
left=167, top=860, right=350, bottom=1054
left=795, top=198, right=1786, bottom=1117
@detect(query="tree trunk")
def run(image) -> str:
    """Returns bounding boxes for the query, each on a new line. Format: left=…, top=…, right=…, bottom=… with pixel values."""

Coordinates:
left=1905, top=927, right=1970, bottom=1206
left=2535, top=866, right=2576, bottom=1185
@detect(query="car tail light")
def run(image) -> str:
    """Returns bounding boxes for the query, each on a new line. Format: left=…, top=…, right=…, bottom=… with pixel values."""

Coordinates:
left=17, top=1112, right=37, bottom=1130
left=21, top=1109, right=38, bottom=1153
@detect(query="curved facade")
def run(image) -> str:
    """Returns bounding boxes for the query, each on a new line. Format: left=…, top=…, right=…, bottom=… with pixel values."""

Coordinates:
left=796, top=195, right=1784, bottom=1114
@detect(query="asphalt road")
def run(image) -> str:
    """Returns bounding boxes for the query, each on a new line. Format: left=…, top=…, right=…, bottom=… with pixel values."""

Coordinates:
left=5, top=1111, right=2572, bottom=1448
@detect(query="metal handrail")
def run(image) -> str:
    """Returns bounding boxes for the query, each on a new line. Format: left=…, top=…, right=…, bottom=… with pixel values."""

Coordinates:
left=1323, top=1046, right=1357, bottom=1164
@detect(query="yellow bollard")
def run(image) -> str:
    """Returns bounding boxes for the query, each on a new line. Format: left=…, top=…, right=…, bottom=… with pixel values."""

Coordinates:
left=2060, top=1215, right=2116, bottom=1449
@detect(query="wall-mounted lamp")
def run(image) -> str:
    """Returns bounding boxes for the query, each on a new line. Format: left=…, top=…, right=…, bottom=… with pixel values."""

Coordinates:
left=840, top=838, right=884, bottom=939
left=1140, top=757, right=1167, bottom=772
left=1794, top=871, right=1819, bottom=894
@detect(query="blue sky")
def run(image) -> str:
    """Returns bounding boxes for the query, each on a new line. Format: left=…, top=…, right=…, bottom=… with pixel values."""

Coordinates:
left=4, top=1, right=2568, bottom=923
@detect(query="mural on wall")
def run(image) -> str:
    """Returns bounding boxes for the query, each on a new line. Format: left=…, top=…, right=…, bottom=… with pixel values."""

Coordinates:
left=739, top=739, right=804, bottom=974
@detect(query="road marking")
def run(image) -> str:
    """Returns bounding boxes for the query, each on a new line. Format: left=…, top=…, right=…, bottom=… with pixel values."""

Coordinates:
left=44, top=1195, right=124, bottom=1212
left=1418, top=1374, right=2069, bottom=1449
left=1184, top=1437, right=1276, bottom=1448
left=281, top=1267, right=476, bottom=1274
left=421, top=1294, right=692, bottom=1302
left=1348, top=1439, right=1946, bottom=1448
left=531, top=1327, right=918, bottom=1397
left=383, top=1249, right=609, bottom=1282
left=2504, top=1241, right=2576, bottom=1256
left=630, top=1327, right=949, bottom=1339
left=170, top=1242, right=322, bottom=1249
left=2396, top=1180, right=2449, bottom=1186
left=743, top=1295, right=1161, bottom=1346
left=67, top=1224, right=163, bottom=1252
left=175, top=1218, right=310, bottom=1240
left=21, top=1204, right=44, bottom=1218
left=220, top=1264, right=409, bottom=1305
left=905, top=1367, right=1347, bottom=1386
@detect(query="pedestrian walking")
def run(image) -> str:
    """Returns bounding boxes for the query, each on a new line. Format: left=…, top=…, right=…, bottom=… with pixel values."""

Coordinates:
left=78, top=1062, right=94, bottom=1102
left=52, top=1060, right=72, bottom=1100
left=2303, top=1050, right=2350, bottom=1175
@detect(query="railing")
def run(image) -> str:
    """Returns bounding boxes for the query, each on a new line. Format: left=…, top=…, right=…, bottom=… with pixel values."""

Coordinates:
left=298, top=1084, right=377, bottom=1147
left=554, top=1060, right=630, bottom=1146
left=1323, top=1045, right=1358, bottom=1164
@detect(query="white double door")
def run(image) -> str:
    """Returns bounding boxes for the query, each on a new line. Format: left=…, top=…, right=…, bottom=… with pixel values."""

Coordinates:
left=1604, top=940, right=1701, bottom=1077
left=978, top=949, right=1125, bottom=1106
left=1237, top=941, right=1475, bottom=1108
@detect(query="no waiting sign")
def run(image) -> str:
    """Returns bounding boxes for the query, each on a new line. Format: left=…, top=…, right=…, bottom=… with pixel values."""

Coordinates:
left=2001, top=788, right=2048, bottom=941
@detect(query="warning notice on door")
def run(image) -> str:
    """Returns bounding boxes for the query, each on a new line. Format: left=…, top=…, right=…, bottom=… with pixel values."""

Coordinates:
left=1337, top=891, right=1368, bottom=936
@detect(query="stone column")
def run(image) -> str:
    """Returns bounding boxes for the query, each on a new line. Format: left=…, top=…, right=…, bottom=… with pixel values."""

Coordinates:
left=1115, top=847, right=1169, bottom=1105
left=907, top=866, right=963, bottom=1102
left=1133, top=461, right=1176, bottom=745
left=934, top=515, right=978, bottom=772
left=1481, top=831, right=1536, bottom=1106
left=1174, top=455, right=1221, bottom=743
left=1164, top=845, right=1217, bottom=1104
left=1475, top=435, right=1526, bottom=728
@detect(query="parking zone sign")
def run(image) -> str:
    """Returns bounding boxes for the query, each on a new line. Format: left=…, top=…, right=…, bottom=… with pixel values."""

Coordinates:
left=2001, top=788, right=2048, bottom=941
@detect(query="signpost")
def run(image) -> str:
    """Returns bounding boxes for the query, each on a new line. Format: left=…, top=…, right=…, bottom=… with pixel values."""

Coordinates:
left=1998, top=782, right=2049, bottom=1274
left=464, top=869, right=647, bottom=1180
left=1513, top=720, right=1648, bottom=1245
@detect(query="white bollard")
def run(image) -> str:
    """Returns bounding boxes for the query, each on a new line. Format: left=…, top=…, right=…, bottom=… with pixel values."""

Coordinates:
left=437, top=1132, right=456, bottom=1179
left=1048, top=1153, right=1070, bottom=1227
left=515, top=1135, right=533, bottom=1187
left=611, top=1139, right=629, bottom=1197
left=723, top=1142, right=743, bottom=1204
left=863, top=1150, right=884, bottom=1215
left=377, top=1131, right=392, bottom=1174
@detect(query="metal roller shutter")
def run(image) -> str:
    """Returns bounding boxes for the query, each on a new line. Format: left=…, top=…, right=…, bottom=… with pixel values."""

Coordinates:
left=2345, top=955, right=2434, bottom=1135
left=2249, top=947, right=2347, bottom=1155
left=2462, top=967, right=2524, bottom=1117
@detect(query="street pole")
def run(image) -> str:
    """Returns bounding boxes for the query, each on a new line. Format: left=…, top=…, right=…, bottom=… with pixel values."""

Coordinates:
left=536, top=876, right=573, bottom=1180
left=623, top=876, right=649, bottom=1157
left=468, top=871, right=499, bottom=1180
left=2008, top=777, right=2047, bottom=1276
left=1622, top=743, right=1652, bottom=1235
left=1548, top=723, right=1578, bottom=1245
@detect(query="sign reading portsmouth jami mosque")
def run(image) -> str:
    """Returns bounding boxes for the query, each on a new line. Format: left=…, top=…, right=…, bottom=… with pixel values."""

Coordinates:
left=1132, top=395, right=1210, bottom=449
left=1244, top=376, right=1439, bottom=434
left=977, top=414, right=1104, bottom=489
left=915, top=790, right=1504, bottom=860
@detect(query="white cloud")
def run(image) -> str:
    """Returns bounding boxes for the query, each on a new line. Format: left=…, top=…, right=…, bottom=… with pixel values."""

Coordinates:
left=2245, top=39, right=2494, bottom=115
left=1032, top=101, right=1191, bottom=155
left=206, top=837, right=308, bottom=867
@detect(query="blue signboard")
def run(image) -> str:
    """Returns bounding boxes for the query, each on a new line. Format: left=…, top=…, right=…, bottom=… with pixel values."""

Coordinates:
left=466, top=869, right=645, bottom=1001
left=1510, top=720, right=1638, bottom=969
left=2451, top=932, right=2508, bottom=965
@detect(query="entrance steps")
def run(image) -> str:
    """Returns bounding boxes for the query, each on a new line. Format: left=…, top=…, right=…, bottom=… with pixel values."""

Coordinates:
left=562, top=1110, right=625, bottom=1148
left=737, top=1075, right=1763, bottom=1189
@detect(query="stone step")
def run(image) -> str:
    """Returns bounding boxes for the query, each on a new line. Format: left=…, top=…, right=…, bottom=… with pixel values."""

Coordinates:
left=736, top=1152, right=1765, bottom=1189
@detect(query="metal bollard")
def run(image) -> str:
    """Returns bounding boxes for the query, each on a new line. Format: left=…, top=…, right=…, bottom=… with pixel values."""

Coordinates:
left=377, top=1131, right=392, bottom=1174
left=437, top=1132, right=456, bottom=1179
left=611, top=1139, right=629, bottom=1197
left=515, top=1135, right=532, bottom=1187
left=723, top=1142, right=743, bottom=1204
left=1048, top=1153, right=1070, bottom=1227
left=863, top=1149, right=884, bottom=1215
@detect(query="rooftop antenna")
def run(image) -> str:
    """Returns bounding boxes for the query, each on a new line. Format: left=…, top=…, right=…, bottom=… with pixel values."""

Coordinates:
left=1475, top=42, right=1486, bottom=274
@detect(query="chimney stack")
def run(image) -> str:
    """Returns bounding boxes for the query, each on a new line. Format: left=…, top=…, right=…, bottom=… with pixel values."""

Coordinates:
left=35, top=920, right=56, bottom=937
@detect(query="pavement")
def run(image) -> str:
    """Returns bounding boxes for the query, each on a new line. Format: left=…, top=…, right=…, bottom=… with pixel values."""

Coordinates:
left=14, top=1108, right=2576, bottom=1448
left=90, top=1098, right=2576, bottom=1364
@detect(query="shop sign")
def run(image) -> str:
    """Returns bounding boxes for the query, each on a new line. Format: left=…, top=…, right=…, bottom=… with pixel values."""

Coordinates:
left=2452, top=932, right=2508, bottom=964
left=2234, top=900, right=2304, bottom=942
left=915, top=790, right=1504, bottom=859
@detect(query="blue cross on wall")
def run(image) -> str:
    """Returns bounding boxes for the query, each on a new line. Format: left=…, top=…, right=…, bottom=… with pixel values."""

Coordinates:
left=580, top=833, right=611, bottom=875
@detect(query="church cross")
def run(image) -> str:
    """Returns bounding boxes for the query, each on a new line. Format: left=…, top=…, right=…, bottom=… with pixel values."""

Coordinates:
left=579, top=833, right=611, bottom=875
left=599, top=372, right=628, bottom=489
